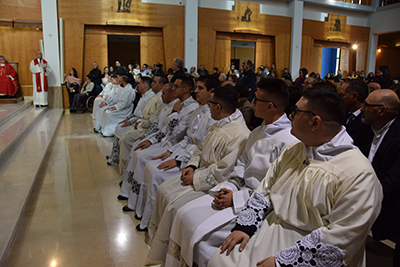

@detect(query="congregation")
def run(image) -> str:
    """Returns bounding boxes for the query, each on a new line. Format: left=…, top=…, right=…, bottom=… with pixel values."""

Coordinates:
left=68, top=56, right=399, bottom=267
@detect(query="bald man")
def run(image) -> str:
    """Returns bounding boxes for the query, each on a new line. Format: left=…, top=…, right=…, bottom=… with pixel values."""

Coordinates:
left=303, top=77, right=317, bottom=89
left=368, top=82, right=381, bottom=93
left=354, top=89, right=400, bottom=266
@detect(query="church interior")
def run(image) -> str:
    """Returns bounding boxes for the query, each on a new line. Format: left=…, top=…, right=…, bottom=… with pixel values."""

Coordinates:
left=1, top=0, right=400, bottom=266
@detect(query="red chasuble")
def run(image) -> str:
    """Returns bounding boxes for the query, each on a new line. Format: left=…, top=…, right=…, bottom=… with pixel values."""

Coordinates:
left=0, top=63, right=18, bottom=95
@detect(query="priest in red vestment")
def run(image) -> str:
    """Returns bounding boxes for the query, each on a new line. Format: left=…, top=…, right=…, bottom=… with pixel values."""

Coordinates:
left=0, top=55, right=18, bottom=96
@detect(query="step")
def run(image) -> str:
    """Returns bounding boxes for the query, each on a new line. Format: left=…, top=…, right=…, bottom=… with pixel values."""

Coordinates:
left=0, top=106, right=47, bottom=161
left=0, top=108, right=63, bottom=266
left=0, top=100, right=33, bottom=125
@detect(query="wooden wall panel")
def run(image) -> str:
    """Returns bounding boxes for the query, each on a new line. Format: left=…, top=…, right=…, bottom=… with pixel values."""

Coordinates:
left=301, top=35, right=314, bottom=71
left=0, top=0, right=41, bottom=20
left=63, top=20, right=85, bottom=108
left=356, top=41, right=368, bottom=73
left=376, top=47, right=400, bottom=81
left=310, top=46, right=323, bottom=76
left=302, top=19, right=370, bottom=76
left=256, top=37, right=274, bottom=71
left=83, top=32, right=108, bottom=79
left=163, top=24, right=184, bottom=72
left=214, top=36, right=231, bottom=74
left=141, top=33, right=164, bottom=70
left=58, top=0, right=184, bottom=28
left=275, top=34, right=290, bottom=75
left=198, top=7, right=291, bottom=37
left=198, top=26, right=216, bottom=72
left=0, top=27, right=43, bottom=96
left=198, top=5, right=291, bottom=73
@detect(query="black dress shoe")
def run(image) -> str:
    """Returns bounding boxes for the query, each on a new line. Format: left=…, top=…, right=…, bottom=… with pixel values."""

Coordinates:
left=122, top=205, right=134, bottom=212
left=135, top=214, right=142, bottom=220
left=117, top=195, right=128, bottom=200
left=136, top=224, right=148, bottom=232
left=107, top=161, right=112, bottom=165
left=106, top=155, right=110, bottom=159
left=35, top=105, right=40, bottom=108
left=119, top=181, right=123, bottom=187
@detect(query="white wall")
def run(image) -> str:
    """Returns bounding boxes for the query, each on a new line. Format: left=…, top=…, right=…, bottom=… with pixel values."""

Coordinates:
left=368, top=5, right=400, bottom=34
left=260, top=0, right=290, bottom=17
left=141, top=0, right=185, bottom=6
left=199, top=0, right=234, bottom=10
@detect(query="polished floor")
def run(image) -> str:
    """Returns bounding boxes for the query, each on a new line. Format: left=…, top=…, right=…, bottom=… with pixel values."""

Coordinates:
left=4, top=112, right=395, bottom=267
left=5, top=113, right=149, bottom=267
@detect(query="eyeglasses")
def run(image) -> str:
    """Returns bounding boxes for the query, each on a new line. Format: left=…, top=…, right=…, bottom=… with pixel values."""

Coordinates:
left=207, top=99, right=219, bottom=106
left=254, top=96, right=277, bottom=108
left=289, top=106, right=317, bottom=118
left=363, top=102, right=384, bottom=108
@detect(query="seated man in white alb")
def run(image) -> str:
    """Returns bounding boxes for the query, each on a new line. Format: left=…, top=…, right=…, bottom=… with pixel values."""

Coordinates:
left=167, top=78, right=298, bottom=267
left=114, top=83, right=178, bottom=179
left=208, top=84, right=383, bottom=267
left=145, top=85, right=250, bottom=266
left=94, top=74, right=124, bottom=132
left=118, top=76, right=198, bottom=172
left=118, top=76, right=199, bottom=209
left=131, top=75, right=220, bottom=232
left=97, top=75, right=136, bottom=137
left=92, top=75, right=116, bottom=119
left=107, top=75, right=167, bottom=166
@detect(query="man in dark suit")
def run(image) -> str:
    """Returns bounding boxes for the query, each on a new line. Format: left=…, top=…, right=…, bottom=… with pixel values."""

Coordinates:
left=171, top=57, right=186, bottom=83
left=237, top=58, right=256, bottom=102
left=354, top=89, right=400, bottom=266
left=340, top=79, right=368, bottom=141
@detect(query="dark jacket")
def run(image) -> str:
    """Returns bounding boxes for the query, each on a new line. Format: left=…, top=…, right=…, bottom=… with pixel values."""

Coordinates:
left=88, top=68, right=102, bottom=85
left=354, top=115, right=400, bottom=240
left=237, top=69, right=256, bottom=102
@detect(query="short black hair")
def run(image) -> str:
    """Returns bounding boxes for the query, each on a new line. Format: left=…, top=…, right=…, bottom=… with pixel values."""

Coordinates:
left=121, top=75, right=130, bottom=84
left=155, top=75, right=168, bottom=85
left=212, top=85, right=238, bottom=114
left=345, top=79, right=369, bottom=102
left=177, top=75, right=194, bottom=92
left=379, top=65, right=392, bottom=77
left=233, top=84, right=249, bottom=99
left=141, top=76, right=152, bottom=88
left=256, top=78, right=289, bottom=109
left=198, top=75, right=219, bottom=91
left=302, top=82, right=346, bottom=124
left=301, top=68, right=308, bottom=76
left=285, top=86, right=302, bottom=116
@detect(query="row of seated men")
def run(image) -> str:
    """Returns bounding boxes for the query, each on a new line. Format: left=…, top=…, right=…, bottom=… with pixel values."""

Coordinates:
left=93, top=68, right=399, bottom=266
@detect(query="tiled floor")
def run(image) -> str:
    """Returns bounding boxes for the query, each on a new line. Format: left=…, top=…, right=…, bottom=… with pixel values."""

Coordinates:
left=5, top=113, right=148, bottom=267
left=4, top=112, right=395, bottom=267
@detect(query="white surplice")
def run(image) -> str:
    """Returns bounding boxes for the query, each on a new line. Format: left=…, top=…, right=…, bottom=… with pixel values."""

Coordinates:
left=107, top=90, right=163, bottom=166
left=134, top=104, right=216, bottom=230
left=92, top=82, right=115, bottom=119
left=100, top=84, right=136, bottom=137
left=118, top=97, right=198, bottom=198
left=145, top=109, right=250, bottom=266
left=167, top=114, right=298, bottom=267
left=208, top=128, right=383, bottom=267
left=94, top=85, right=123, bottom=131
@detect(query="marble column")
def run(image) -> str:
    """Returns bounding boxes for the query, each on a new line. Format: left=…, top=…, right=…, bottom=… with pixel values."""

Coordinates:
left=185, top=0, right=198, bottom=70
left=289, top=0, right=303, bottom=80
left=41, top=0, right=63, bottom=109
